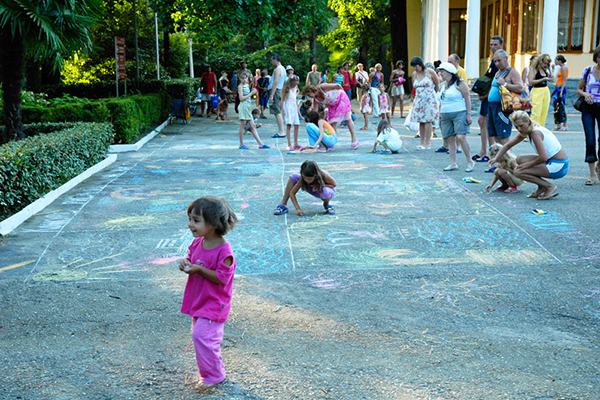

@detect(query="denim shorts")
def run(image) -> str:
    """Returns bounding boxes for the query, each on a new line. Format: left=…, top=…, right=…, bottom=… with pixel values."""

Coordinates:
left=487, top=102, right=512, bottom=138
left=440, top=110, right=470, bottom=138
left=479, top=99, right=489, bottom=117
left=546, top=158, right=569, bottom=180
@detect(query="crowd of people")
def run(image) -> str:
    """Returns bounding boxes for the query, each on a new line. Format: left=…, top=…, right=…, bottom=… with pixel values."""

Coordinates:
left=179, top=40, right=600, bottom=394
left=190, top=40, right=600, bottom=197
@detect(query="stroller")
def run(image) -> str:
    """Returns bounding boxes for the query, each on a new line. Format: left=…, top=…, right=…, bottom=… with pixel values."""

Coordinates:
left=169, top=98, right=190, bottom=125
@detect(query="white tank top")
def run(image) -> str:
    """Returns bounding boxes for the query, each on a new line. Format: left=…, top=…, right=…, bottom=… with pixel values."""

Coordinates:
left=276, top=65, right=286, bottom=90
left=529, top=126, right=562, bottom=158
left=439, top=81, right=466, bottom=113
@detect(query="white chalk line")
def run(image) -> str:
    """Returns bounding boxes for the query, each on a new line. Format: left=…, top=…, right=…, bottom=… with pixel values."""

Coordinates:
left=407, top=151, right=562, bottom=264
left=23, top=136, right=178, bottom=284
left=275, top=140, right=297, bottom=273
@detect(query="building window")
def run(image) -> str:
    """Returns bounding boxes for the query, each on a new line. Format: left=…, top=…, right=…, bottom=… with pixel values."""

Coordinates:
left=449, top=9, right=467, bottom=59
left=558, top=0, right=585, bottom=52
left=510, top=0, right=520, bottom=54
left=522, top=0, right=539, bottom=52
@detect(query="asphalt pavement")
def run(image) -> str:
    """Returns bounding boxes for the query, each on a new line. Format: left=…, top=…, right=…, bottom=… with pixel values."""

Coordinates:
left=0, top=101, right=599, bottom=399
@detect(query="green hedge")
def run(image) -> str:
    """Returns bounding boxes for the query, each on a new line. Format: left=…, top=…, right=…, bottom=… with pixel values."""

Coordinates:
left=41, top=80, right=168, bottom=99
left=1, top=93, right=169, bottom=144
left=0, top=123, right=114, bottom=220
left=0, top=122, right=78, bottom=139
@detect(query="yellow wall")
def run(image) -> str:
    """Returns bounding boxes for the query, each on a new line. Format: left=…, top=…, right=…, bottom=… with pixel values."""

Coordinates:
left=406, top=0, right=422, bottom=74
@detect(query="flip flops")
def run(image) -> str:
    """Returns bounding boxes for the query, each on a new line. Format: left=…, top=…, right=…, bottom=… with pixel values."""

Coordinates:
left=274, top=205, right=289, bottom=215
left=259, top=145, right=270, bottom=149
left=324, top=205, right=336, bottom=215
left=351, top=141, right=360, bottom=150
left=239, top=145, right=249, bottom=149
left=271, top=134, right=286, bottom=138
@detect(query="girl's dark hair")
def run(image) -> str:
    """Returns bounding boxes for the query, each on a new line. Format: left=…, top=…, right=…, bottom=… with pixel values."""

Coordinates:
left=555, top=55, right=566, bottom=63
left=187, top=196, right=237, bottom=236
left=336, top=65, right=343, bottom=73
left=593, top=45, right=600, bottom=64
left=410, top=56, right=425, bottom=70
left=306, top=110, right=320, bottom=124
left=300, top=160, right=325, bottom=194
left=377, top=119, right=390, bottom=134
left=433, top=60, right=442, bottom=69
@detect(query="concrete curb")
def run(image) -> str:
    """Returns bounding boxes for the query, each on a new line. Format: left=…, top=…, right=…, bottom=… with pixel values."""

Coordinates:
left=0, top=154, right=118, bottom=236
left=108, top=119, right=169, bottom=153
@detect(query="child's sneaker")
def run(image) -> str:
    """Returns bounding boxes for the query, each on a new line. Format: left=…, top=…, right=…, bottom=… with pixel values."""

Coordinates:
left=504, top=186, right=518, bottom=193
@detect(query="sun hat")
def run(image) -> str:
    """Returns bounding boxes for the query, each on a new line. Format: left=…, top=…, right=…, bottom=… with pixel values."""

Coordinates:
left=437, top=62, right=457, bottom=75
left=285, top=65, right=294, bottom=71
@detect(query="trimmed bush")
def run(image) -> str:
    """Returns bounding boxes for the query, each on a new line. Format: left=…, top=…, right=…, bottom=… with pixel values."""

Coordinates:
left=2, top=93, right=168, bottom=144
left=0, top=122, right=78, bottom=139
left=0, top=122, right=114, bottom=220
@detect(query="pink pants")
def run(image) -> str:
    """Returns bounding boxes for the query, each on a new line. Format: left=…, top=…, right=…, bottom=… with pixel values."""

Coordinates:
left=191, top=317, right=226, bottom=384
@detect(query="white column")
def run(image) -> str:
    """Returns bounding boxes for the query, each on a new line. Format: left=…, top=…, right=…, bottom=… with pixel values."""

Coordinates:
left=438, top=0, right=449, bottom=61
left=541, top=0, right=559, bottom=56
left=421, top=0, right=429, bottom=60
left=464, top=0, right=481, bottom=78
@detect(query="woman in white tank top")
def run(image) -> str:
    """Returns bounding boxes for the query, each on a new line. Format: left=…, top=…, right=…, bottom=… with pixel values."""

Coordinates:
left=488, top=111, right=568, bottom=200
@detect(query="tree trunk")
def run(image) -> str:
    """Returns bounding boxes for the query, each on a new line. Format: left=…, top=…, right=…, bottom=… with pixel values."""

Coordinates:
left=26, top=56, right=42, bottom=93
left=389, top=0, right=409, bottom=90
left=358, top=43, right=368, bottom=66
left=0, top=27, right=25, bottom=144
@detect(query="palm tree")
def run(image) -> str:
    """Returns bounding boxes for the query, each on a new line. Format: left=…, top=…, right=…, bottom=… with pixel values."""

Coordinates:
left=0, top=0, right=100, bottom=144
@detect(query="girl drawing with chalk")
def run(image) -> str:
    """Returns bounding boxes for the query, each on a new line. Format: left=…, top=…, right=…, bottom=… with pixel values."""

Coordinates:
left=302, top=110, right=338, bottom=152
left=179, top=196, right=238, bottom=391
left=274, top=160, right=337, bottom=215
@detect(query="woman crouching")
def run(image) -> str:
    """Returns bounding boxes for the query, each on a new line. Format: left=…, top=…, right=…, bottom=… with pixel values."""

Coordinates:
left=488, top=111, right=568, bottom=200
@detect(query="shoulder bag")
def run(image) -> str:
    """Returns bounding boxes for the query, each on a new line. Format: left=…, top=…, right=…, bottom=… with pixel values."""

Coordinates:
left=574, top=67, right=592, bottom=112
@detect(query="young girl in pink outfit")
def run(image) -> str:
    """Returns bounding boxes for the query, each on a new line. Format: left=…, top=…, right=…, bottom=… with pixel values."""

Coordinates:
left=378, top=83, right=391, bottom=125
left=180, top=196, right=238, bottom=391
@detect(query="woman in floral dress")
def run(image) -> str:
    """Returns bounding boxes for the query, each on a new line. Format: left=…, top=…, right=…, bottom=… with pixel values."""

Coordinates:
left=410, top=56, right=440, bottom=150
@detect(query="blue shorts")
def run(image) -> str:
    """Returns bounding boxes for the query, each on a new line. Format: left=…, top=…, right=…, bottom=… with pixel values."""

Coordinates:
left=290, top=173, right=335, bottom=200
left=487, top=102, right=512, bottom=138
left=479, top=99, right=489, bottom=117
left=546, top=158, right=569, bottom=179
left=259, top=96, right=268, bottom=107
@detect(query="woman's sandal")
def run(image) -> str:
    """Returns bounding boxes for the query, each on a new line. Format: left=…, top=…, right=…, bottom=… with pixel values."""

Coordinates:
left=537, top=188, right=559, bottom=200
left=527, top=191, right=544, bottom=198
left=585, top=178, right=595, bottom=186
left=359, top=126, right=368, bottom=130
left=324, top=205, right=336, bottom=215
left=274, top=205, right=289, bottom=215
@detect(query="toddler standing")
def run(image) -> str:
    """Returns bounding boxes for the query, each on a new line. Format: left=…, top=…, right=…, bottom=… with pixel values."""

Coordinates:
left=378, top=83, right=391, bottom=125
left=180, top=196, right=238, bottom=391
left=359, top=90, right=372, bottom=130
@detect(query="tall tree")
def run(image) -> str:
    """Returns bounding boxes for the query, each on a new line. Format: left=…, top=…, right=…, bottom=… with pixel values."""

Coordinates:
left=0, top=0, right=100, bottom=144
left=319, top=0, right=390, bottom=66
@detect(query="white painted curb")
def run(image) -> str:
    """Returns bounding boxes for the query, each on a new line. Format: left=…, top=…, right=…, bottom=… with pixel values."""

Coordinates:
left=0, top=154, right=118, bottom=236
left=108, top=119, right=169, bottom=153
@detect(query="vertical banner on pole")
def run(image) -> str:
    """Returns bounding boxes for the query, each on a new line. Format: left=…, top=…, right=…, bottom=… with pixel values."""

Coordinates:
left=115, top=37, right=126, bottom=97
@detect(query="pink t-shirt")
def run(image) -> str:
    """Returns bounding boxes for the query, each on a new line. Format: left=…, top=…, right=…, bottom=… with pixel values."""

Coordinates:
left=180, top=237, right=236, bottom=323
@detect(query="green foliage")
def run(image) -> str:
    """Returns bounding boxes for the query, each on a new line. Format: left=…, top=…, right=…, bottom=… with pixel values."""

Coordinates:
left=0, top=0, right=102, bottom=70
left=0, top=122, right=113, bottom=219
left=0, top=122, right=79, bottom=139
left=165, top=79, right=199, bottom=101
left=320, top=0, right=391, bottom=66
left=2, top=93, right=167, bottom=144
left=103, top=93, right=168, bottom=143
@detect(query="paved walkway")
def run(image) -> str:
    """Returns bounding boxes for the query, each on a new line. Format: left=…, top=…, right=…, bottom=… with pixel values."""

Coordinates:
left=0, top=103, right=599, bottom=399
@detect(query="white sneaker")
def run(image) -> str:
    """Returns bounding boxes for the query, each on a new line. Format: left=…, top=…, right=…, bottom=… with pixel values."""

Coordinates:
left=465, top=162, right=475, bottom=172
left=443, top=164, right=458, bottom=171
